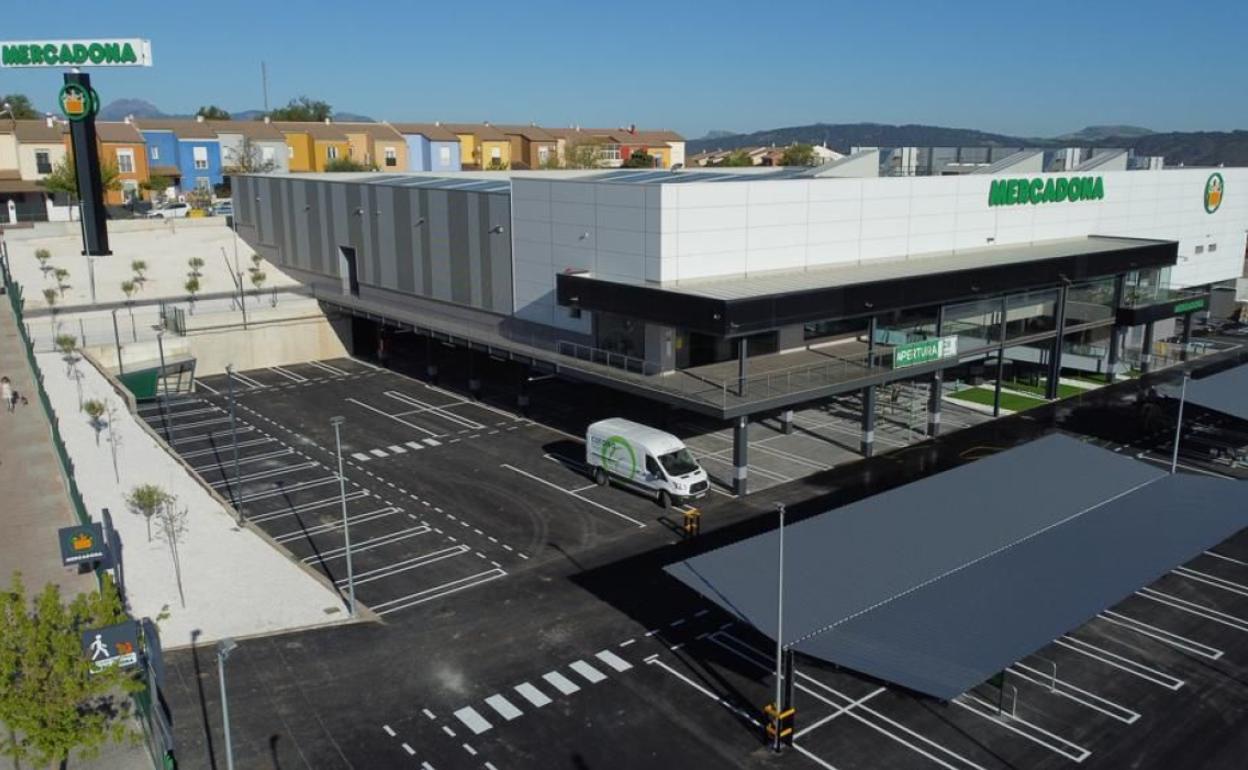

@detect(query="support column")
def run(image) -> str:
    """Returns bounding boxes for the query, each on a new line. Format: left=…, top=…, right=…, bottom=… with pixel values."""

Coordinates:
left=425, top=336, right=438, bottom=382
left=780, top=409, right=794, bottom=435
left=1141, top=321, right=1156, bottom=374
left=1045, top=285, right=1068, bottom=400
left=928, top=305, right=944, bottom=437
left=467, top=349, right=481, bottom=397
left=861, top=385, right=876, bottom=457
left=733, top=415, right=749, bottom=496
left=1106, top=275, right=1125, bottom=384
left=994, top=295, right=1007, bottom=417
left=517, top=366, right=530, bottom=416
left=1180, top=313, right=1193, bottom=360
left=737, top=337, right=748, bottom=397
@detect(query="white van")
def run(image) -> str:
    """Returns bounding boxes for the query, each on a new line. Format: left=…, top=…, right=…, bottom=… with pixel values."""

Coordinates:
left=585, top=418, right=710, bottom=507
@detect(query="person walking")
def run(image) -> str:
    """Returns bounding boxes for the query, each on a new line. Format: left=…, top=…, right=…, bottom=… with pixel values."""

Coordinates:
left=1, top=376, right=12, bottom=413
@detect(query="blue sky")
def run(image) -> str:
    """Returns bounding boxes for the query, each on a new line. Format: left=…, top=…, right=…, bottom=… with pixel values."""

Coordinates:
left=2, top=0, right=1245, bottom=139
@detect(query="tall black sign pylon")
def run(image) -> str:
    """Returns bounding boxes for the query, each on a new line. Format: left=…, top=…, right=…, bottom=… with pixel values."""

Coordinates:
left=62, top=71, right=111, bottom=255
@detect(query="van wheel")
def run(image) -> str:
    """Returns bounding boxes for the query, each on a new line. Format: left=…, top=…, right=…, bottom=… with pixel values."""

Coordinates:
left=594, top=467, right=607, bottom=486
left=657, top=490, right=672, bottom=509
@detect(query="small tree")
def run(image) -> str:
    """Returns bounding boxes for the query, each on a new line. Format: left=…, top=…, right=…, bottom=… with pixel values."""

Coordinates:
left=185, top=187, right=213, bottom=211
left=34, top=248, right=51, bottom=275
left=722, top=150, right=753, bottom=167
left=324, top=157, right=374, bottom=173
left=130, top=260, right=147, bottom=287
left=141, top=175, right=172, bottom=203
left=126, top=484, right=168, bottom=543
left=779, top=143, right=817, bottom=167
left=196, top=105, right=231, bottom=120
left=250, top=253, right=263, bottom=270
left=42, top=288, right=57, bottom=315
left=266, top=95, right=332, bottom=122
left=564, top=140, right=604, bottom=169
left=621, top=150, right=655, bottom=169
left=40, top=156, right=121, bottom=199
left=120, top=280, right=136, bottom=302
left=0, top=573, right=141, bottom=769
left=55, top=334, right=77, bottom=374
left=250, top=269, right=267, bottom=298
left=184, top=277, right=201, bottom=313
left=83, top=399, right=106, bottom=445
left=154, top=496, right=189, bottom=608
left=53, top=267, right=70, bottom=297
left=0, top=93, right=38, bottom=119
left=187, top=257, right=205, bottom=278
left=484, top=157, right=510, bottom=171
left=223, top=136, right=277, bottom=174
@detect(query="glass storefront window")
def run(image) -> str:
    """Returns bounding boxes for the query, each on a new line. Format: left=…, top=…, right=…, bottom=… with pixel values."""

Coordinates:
left=1066, top=278, right=1116, bottom=325
left=1004, top=288, right=1057, bottom=340
left=944, top=297, right=1003, bottom=350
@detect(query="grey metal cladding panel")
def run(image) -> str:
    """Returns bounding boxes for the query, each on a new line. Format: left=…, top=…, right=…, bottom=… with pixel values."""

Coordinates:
left=428, top=191, right=451, bottom=301
left=279, top=179, right=295, bottom=267
left=290, top=182, right=308, bottom=271
left=489, top=193, right=512, bottom=313
left=467, top=193, right=482, bottom=308
left=392, top=187, right=415, bottom=293
left=317, top=183, right=334, bottom=277
left=365, top=185, right=381, bottom=287
left=306, top=182, right=323, bottom=275
left=258, top=178, right=275, bottom=245
left=664, top=434, right=1165, bottom=646
left=798, top=473, right=1248, bottom=700
left=447, top=191, right=471, bottom=305
left=1169, top=364, right=1248, bottom=422
left=412, top=189, right=429, bottom=295
left=331, top=184, right=349, bottom=272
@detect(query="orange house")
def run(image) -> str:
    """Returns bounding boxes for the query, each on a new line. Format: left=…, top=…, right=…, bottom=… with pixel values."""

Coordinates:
left=64, top=122, right=151, bottom=204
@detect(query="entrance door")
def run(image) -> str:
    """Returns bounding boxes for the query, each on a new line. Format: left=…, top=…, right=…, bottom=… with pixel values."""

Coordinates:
left=338, top=246, right=360, bottom=297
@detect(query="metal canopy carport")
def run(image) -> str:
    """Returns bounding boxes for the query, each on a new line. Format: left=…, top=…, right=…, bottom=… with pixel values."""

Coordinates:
left=1166, top=363, right=1248, bottom=422
left=664, top=434, right=1248, bottom=700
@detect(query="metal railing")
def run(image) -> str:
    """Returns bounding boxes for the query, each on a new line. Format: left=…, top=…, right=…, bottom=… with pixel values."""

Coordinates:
left=555, top=340, right=659, bottom=376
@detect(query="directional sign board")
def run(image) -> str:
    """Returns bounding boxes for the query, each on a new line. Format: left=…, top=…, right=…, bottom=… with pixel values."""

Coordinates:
left=82, top=620, right=140, bottom=672
left=58, top=522, right=107, bottom=566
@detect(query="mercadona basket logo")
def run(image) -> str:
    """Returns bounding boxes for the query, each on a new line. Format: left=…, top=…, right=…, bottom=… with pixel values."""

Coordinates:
left=1204, top=172, right=1224, bottom=214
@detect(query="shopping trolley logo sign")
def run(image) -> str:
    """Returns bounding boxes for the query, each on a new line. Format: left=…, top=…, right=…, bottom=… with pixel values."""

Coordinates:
left=58, top=523, right=106, bottom=565
left=82, top=621, right=139, bottom=672
left=1204, top=172, right=1224, bottom=214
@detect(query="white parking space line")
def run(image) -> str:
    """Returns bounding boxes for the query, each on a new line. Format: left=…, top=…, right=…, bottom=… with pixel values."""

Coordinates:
left=274, top=507, right=399, bottom=542
left=453, top=707, right=492, bottom=735
left=156, top=416, right=234, bottom=432
left=594, top=650, right=633, bottom=672
left=373, top=569, right=505, bottom=615
left=387, top=444, right=407, bottom=454
left=308, top=360, right=350, bottom=377
left=381, top=724, right=395, bottom=737
left=385, top=390, right=486, bottom=431
left=352, top=452, right=371, bottom=461
left=1172, top=566, right=1248, bottom=598
left=421, top=381, right=524, bottom=422
left=179, top=437, right=274, bottom=459
left=1205, top=550, right=1248, bottom=568
left=230, top=371, right=265, bottom=389
left=954, top=693, right=1090, bottom=763
left=794, top=687, right=886, bottom=739
left=423, top=437, right=441, bottom=447
left=1055, top=637, right=1184, bottom=691
left=513, top=682, right=552, bottom=708
left=270, top=366, right=308, bottom=383
left=1009, top=663, right=1139, bottom=724
left=209, top=461, right=319, bottom=488
left=191, top=448, right=294, bottom=472
left=149, top=406, right=225, bottom=420
left=304, top=524, right=430, bottom=562
left=645, top=657, right=762, bottom=727
left=501, top=464, right=646, bottom=528
left=484, top=694, right=523, bottom=721
left=542, top=671, right=580, bottom=695
left=248, top=491, right=370, bottom=523
left=401, top=743, right=415, bottom=755
left=343, top=546, right=469, bottom=587
left=1097, top=611, right=1223, bottom=660
left=346, top=397, right=439, bottom=437
left=167, top=426, right=256, bottom=445
left=568, top=660, right=607, bottom=684
left=239, top=477, right=339, bottom=503
left=405, top=441, right=425, bottom=451
left=1136, top=587, right=1248, bottom=632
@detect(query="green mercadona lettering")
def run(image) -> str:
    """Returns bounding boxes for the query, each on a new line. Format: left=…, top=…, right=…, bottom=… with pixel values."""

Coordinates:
left=2, top=41, right=138, bottom=66
left=988, top=176, right=1105, bottom=207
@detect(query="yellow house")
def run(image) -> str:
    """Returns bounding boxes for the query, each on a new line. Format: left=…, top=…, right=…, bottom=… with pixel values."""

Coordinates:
left=339, top=122, right=409, bottom=171
left=275, top=122, right=351, bottom=171
left=443, top=123, right=510, bottom=169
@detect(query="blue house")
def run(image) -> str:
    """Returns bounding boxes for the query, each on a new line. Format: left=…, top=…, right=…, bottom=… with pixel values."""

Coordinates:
left=391, top=122, right=461, bottom=172
left=135, top=118, right=224, bottom=195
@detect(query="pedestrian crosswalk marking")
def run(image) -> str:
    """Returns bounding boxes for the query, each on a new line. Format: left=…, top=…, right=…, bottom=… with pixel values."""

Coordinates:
left=484, top=694, right=523, bottom=721
left=352, top=452, right=371, bottom=462
left=569, top=660, right=607, bottom=684
left=542, top=671, right=580, bottom=695
left=453, top=706, right=492, bottom=735
left=513, top=682, right=551, bottom=708
left=388, top=444, right=406, bottom=454
left=423, top=437, right=442, bottom=447
left=370, top=448, right=388, bottom=458
left=595, top=649, right=633, bottom=672
left=405, top=441, right=425, bottom=450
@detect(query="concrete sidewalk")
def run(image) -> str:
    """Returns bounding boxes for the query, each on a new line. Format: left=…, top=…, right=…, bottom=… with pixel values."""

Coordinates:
left=0, top=293, right=94, bottom=597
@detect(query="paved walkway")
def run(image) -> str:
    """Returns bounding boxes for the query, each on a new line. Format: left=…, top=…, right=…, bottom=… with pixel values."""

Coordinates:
left=0, top=292, right=95, bottom=597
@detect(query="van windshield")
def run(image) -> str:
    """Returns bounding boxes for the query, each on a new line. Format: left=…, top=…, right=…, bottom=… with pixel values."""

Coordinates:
left=658, top=449, right=699, bottom=477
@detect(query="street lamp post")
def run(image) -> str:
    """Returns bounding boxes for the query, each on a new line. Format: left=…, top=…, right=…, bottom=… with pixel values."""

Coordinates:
left=772, top=501, right=786, bottom=753
left=226, top=365, right=243, bottom=522
left=153, top=326, right=172, bottom=442
left=1170, top=371, right=1190, bottom=475
left=110, top=307, right=124, bottom=375
left=331, top=416, right=355, bottom=616
left=216, top=638, right=238, bottom=770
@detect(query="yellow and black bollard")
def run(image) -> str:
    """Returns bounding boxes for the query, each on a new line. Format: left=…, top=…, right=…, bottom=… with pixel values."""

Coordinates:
left=682, top=507, right=701, bottom=537
left=764, top=702, right=795, bottom=747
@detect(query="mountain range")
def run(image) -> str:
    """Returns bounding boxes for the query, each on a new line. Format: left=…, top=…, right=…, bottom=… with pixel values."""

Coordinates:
left=690, top=123, right=1248, bottom=168
left=95, top=98, right=374, bottom=123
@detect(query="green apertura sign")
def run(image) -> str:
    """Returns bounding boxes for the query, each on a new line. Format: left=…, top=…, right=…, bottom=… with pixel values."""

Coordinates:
left=1172, top=298, right=1208, bottom=314
left=988, top=176, right=1104, bottom=207
left=1, top=39, right=152, bottom=68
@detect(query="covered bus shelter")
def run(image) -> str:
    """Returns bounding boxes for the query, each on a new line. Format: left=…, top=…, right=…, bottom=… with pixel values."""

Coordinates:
left=664, top=434, right=1246, bottom=702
